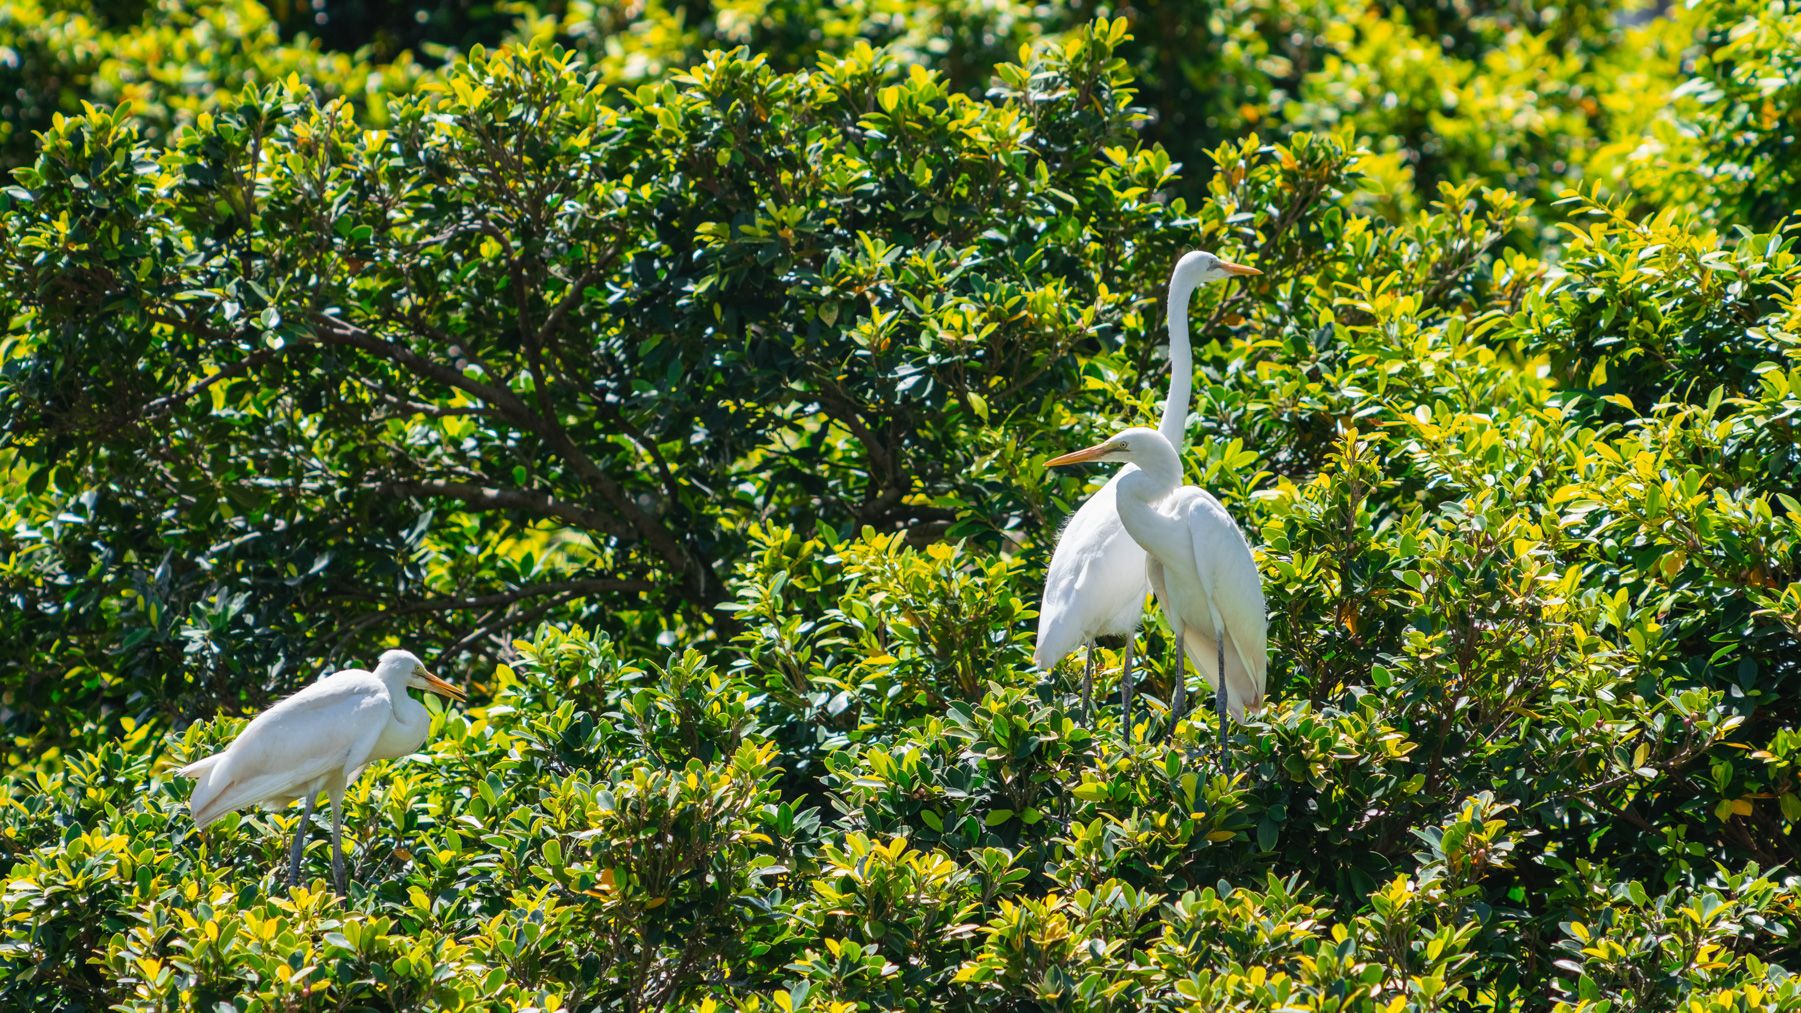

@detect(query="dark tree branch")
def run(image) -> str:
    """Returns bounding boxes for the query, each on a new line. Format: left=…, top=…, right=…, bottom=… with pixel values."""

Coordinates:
left=439, top=587, right=598, bottom=661
left=380, top=479, right=636, bottom=539
left=536, top=260, right=608, bottom=345
left=138, top=338, right=321, bottom=420
left=312, top=312, right=533, bottom=414
left=313, top=311, right=720, bottom=602
left=327, top=577, right=653, bottom=667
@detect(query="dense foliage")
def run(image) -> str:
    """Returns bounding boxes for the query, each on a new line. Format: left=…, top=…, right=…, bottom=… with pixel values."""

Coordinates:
left=3, top=0, right=1801, bottom=1008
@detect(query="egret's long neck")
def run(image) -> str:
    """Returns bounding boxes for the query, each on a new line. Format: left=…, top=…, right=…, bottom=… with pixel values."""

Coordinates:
left=1158, top=274, right=1200, bottom=450
left=379, top=665, right=428, bottom=726
left=1117, top=440, right=1180, bottom=504
left=1115, top=441, right=1185, bottom=554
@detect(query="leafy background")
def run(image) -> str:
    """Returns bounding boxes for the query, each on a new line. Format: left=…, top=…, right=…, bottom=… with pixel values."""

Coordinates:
left=2, top=0, right=1800, bottom=1008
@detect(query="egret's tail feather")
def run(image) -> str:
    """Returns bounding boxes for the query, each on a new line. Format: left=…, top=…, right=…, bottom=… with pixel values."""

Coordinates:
left=176, top=753, right=222, bottom=780
left=1033, top=617, right=1084, bottom=673
left=179, top=752, right=235, bottom=829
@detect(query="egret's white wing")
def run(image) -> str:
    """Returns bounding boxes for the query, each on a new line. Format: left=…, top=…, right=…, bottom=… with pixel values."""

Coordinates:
left=187, top=670, right=393, bottom=828
left=1145, top=554, right=1168, bottom=619
left=1036, top=471, right=1154, bottom=668
left=1170, top=488, right=1268, bottom=714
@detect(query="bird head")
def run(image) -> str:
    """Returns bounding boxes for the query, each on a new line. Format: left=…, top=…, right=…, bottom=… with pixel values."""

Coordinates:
left=1172, top=250, right=1260, bottom=287
left=377, top=648, right=467, bottom=702
left=1044, top=426, right=1167, bottom=468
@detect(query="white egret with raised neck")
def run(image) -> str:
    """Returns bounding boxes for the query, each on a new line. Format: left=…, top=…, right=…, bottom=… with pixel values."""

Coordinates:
left=1034, top=251, right=1259, bottom=727
left=1046, top=427, right=1266, bottom=757
left=178, top=648, right=466, bottom=893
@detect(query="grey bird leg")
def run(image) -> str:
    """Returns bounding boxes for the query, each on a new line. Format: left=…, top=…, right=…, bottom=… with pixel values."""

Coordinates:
left=1081, top=645, right=1095, bottom=724
left=287, top=793, right=316, bottom=888
left=330, top=794, right=347, bottom=896
left=1216, top=631, right=1230, bottom=772
left=1120, top=636, right=1135, bottom=739
left=1167, top=629, right=1186, bottom=739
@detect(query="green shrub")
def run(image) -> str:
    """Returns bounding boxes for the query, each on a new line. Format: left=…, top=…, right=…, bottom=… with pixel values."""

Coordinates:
left=1, top=26, right=1203, bottom=719
left=1, top=640, right=798, bottom=1009
left=4, top=0, right=1801, bottom=1008
left=1603, top=0, right=1801, bottom=229
left=0, top=0, right=424, bottom=169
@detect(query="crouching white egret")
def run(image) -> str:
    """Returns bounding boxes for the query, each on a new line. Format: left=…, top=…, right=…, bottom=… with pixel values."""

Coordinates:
left=1035, top=251, right=1259, bottom=728
left=1046, top=428, right=1267, bottom=761
left=178, top=648, right=466, bottom=892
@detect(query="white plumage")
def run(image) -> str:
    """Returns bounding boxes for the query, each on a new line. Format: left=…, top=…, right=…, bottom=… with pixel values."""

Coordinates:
left=1145, top=486, right=1268, bottom=718
left=1034, top=474, right=1152, bottom=667
left=1035, top=250, right=1260, bottom=724
left=1047, top=427, right=1267, bottom=755
left=179, top=648, right=465, bottom=892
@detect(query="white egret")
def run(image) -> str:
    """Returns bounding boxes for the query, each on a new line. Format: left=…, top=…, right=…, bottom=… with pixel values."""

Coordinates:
left=178, top=648, right=466, bottom=892
left=1046, top=427, right=1266, bottom=758
left=1034, top=251, right=1259, bottom=725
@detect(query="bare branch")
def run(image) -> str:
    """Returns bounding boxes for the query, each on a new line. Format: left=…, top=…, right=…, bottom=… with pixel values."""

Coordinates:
left=311, top=311, right=719, bottom=602
left=327, top=577, right=652, bottom=665
left=439, top=587, right=593, bottom=661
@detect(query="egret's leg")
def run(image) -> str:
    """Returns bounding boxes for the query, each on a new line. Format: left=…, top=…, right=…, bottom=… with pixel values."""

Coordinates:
left=1119, top=636, right=1135, bottom=739
left=1080, top=645, right=1095, bottom=725
left=1167, top=625, right=1186, bottom=739
left=330, top=792, right=347, bottom=896
left=1216, top=631, right=1230, bottom=771
left=1159, top=623, right=1188, bottom=731
left=287, top=793, right=316, bottom=888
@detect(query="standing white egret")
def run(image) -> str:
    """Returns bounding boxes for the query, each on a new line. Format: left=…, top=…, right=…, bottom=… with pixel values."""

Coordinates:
left=1034, top=251, right=1259, bottom=725
left=178, top=648, right=466, bottom=893
left=1046, top=427, right=1266, bottom=759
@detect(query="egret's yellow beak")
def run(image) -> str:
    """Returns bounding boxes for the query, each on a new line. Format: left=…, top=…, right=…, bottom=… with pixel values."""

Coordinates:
left=419, top=667, right=467, bottom=702
left=1045, top=442, right=1114, bottom=468
left=1220, top=260, right=1261, bottom=277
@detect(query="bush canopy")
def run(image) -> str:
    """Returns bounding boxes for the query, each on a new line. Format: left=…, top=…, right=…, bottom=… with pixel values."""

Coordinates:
left=2, top=0, right=1800, bottom=1009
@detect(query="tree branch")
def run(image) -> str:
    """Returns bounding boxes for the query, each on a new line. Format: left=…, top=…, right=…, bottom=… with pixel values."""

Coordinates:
left=328, top=576, right=653, bottom=665
left=380, top=478, right=635, bottom=539
left=311, top=313, right=533, bottom=417
left=312, top=311, right=719, bottom=603
left=138, top=338, right=321, bottom=419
